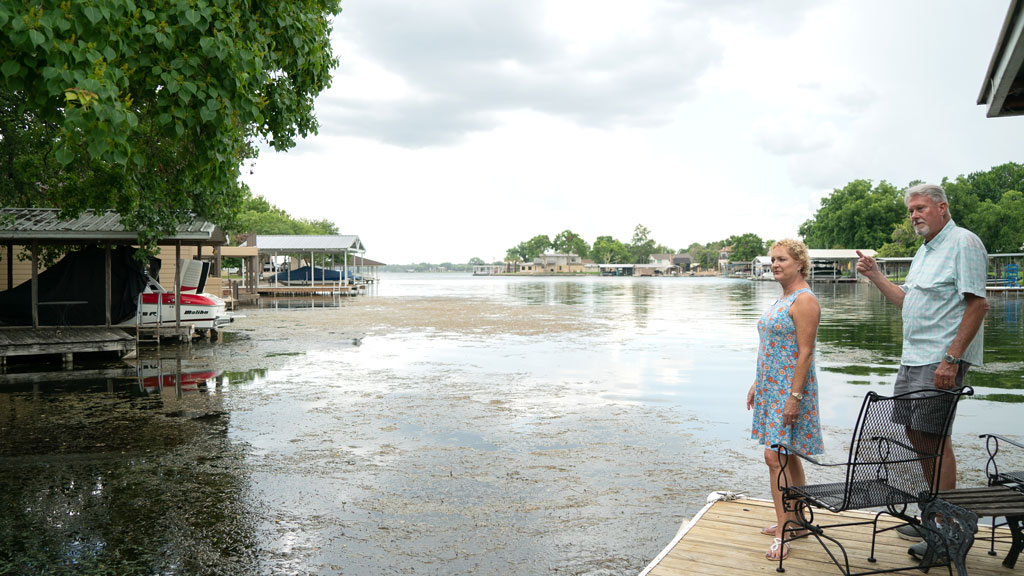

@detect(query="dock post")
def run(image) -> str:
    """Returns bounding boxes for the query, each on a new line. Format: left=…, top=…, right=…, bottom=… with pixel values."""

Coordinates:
left=63, top=352, right=73, bottom=369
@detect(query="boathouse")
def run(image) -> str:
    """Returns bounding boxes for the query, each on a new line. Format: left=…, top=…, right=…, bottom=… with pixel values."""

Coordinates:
left=243, top=234, right=370, bottom=295
left=0, top=208, right=228, bottom=367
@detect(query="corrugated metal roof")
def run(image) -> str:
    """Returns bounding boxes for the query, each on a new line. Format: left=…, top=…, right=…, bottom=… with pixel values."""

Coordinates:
left=254, top=235, right=365, bottom=252
left=978, top=0, right=1024, bottom=117
left=0, top=208, right=226, bottom=245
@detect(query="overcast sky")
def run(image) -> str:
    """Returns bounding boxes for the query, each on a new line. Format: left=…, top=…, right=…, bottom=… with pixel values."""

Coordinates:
left=241, top=0, right=1022, bottom=265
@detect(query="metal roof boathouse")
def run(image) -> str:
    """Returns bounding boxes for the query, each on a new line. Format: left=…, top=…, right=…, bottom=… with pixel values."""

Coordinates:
left=245, top=234, right=375, bottom=296
left=0, top=208, right=228, bottom=368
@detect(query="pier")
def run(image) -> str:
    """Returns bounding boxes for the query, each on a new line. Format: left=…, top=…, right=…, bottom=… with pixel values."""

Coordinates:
left=641, top=494, right=1021, bottom=576
left=0, top=327, right=135, bottom=369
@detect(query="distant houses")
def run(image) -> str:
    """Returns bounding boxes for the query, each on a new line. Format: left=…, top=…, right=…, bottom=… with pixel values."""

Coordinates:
left=743, top=249, right=877, bottom=282
left=495, top=252, right=695, bottom=276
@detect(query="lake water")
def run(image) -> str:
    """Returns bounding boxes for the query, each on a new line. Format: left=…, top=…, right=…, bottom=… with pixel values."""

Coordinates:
left=1, top=273, right=1022, bottom=575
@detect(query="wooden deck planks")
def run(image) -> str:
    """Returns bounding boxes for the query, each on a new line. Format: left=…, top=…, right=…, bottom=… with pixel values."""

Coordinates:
left=0, top=327, right=135, bottom=359
left=644, top=497, right=1022, bottom=576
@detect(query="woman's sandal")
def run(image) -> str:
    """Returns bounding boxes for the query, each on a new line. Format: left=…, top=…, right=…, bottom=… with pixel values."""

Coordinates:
left=765, top=537, right=789, bottom=561
left=761, top=524, right=777, bottom=536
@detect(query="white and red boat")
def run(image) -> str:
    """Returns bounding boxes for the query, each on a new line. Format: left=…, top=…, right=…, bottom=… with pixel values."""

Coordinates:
left=122, top=260, right=233, bottom=330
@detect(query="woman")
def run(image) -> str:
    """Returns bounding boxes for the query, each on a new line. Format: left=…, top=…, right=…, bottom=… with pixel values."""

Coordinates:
left=746, top=238, right=824, bottom=562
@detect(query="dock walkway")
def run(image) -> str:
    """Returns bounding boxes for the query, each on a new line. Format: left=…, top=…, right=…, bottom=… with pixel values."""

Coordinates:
left=642, top=494, right=1020, bottom=576
left=0, top=327, right=135, bottom=368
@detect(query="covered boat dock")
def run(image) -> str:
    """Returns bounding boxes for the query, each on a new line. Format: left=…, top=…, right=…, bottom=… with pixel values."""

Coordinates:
left=0, top=208, right=227, bottom=367
left=245, top=234, right=371, bottom=296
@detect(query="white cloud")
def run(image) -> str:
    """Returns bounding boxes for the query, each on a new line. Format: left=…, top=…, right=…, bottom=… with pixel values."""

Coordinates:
left=244, top=0, right=1021, bottom=264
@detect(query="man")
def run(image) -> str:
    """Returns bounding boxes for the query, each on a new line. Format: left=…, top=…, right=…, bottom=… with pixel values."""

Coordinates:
left=856, top=183, right=989, bottom=551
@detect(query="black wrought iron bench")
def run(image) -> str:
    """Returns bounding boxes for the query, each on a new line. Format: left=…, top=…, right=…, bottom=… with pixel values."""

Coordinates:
left=936, top=432, right=1024, bottom=569
left=983, top=433, right=1024, bottom=490
left=773, top=386, right=973, bottom=576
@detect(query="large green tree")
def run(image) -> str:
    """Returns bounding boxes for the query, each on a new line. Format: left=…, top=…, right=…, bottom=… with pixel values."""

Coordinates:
left=505, top=242, right=529, bottom=263
left=523, top=234, right=552, bottom=260
left=726, top=233, right=765, bottom=262
left=968, top=189, right=1024, bottom=253
left=0, top=0, right=341, bottom=252
left=591, top=235, right=631, bottom=264
left=552, top=229, right=590, bottom=258
left=232, top=192, right=336, bottom=240
left=629, top=224, right=658, bottom=264
left=799, top=180, right=904, bottom=249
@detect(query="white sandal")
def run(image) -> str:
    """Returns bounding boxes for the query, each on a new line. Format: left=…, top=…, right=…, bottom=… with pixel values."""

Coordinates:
left=765, top=537, right=789, bottom=561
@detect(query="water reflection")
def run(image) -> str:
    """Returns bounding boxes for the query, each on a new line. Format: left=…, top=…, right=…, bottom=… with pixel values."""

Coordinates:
left=256, top=295, right=348, bottom=310
left=0, top=360, right=266, bottom=575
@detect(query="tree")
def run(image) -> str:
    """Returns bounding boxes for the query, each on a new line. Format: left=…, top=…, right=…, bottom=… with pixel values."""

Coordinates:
left=799, top=180, right=904, bottom=249
left=629, top=224, right=657, bottom=264
left=552, top=229, right=590, bottom=258
left=524, top=234, right=552, bottom=260
left=968, top=190, right=1024, bottom=253
left=726, top=233, right=765, bottom=262
left=875, top=218, right=922, bottom=257
left=468, top=257, right=485, bottom=266
left=232, top=192, right=337, bottom=239
left=591, top=235, right=631, bottom=264
left=505, top=242, right=529, bottom=263
left=0, top=0, right=342, bottom=254
left=686, top=241, right=721, bottom=270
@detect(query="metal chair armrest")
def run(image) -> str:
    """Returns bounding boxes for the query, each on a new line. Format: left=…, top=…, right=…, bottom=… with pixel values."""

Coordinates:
left=980, top=433, right=1024, bottom=451
left=980, top=433, right=1024, bottom=486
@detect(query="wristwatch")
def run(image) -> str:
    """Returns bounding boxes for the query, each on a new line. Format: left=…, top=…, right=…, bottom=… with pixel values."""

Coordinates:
left=943, top=352, right=961, bottom=365
left=790, top=391, right=805, bottom=400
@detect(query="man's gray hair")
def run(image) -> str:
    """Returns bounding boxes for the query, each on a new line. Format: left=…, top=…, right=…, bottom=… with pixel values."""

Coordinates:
left=904, top=183, right=948, bottom=207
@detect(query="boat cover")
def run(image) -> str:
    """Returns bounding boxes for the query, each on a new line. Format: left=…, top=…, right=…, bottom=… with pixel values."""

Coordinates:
left=272, top=266, right=356, bottom=282
left=0, top=247, right=148, bottom=326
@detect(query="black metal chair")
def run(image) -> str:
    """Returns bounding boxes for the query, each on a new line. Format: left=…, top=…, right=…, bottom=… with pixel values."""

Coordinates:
left=773, top=386, right=974, bottom=575
left=980, top=433, right=1024, bottom=560
left=983, top=433, right=1024, bottom=489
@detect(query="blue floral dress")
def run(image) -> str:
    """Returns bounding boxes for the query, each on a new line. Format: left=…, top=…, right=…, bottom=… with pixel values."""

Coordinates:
left=750, top=287, right=824, bottom=455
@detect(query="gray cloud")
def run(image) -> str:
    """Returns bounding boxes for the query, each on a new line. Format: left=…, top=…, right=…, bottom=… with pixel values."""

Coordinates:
left=316, top=0, right=817, bottom=147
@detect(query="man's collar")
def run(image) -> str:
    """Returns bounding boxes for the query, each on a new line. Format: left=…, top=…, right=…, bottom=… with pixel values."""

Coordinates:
left=924, top=219, right=957, bottom=249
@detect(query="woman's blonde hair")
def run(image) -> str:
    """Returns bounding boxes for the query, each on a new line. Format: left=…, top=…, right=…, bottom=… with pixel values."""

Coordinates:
left=771, top=238, right=811, bottom=279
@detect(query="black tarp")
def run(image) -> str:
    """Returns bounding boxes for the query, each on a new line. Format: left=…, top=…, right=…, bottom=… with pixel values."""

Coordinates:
left=0, top=247, right=148, bottom=326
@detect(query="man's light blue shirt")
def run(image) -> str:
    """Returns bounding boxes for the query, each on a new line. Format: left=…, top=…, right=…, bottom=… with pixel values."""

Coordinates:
left=900, top=220, right=987, bottom=366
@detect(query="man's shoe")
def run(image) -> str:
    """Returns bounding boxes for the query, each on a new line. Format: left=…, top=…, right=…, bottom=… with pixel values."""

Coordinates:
left=896, top=523, right=924, bottom=541
left=908, top=540, right=948, bottom=563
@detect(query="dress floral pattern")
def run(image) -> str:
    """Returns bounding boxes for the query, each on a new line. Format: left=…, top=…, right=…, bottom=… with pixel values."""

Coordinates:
left=751, top=288, right=824, bottom=455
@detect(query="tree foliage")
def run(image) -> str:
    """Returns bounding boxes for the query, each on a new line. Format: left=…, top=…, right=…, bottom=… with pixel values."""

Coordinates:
left=725, top=233, right=765, bottom=262
left=798, top=180, right=904, bottom=249
left=552, top=229, right=590, bottom=258
left=875, top=218, right=922, bottom=257
left=524, top=235, right=552, bottom=260
left=967, top=190, right=1024, bottom=253
left=590, top=235, right=631, bottom=264
left=231, top=192, right=337, bottom=241
left=628, top=224, right=657, bottom=264
left=801, top=163, right=1024, bottom=255
left=0, top=0, right=342, bottom=253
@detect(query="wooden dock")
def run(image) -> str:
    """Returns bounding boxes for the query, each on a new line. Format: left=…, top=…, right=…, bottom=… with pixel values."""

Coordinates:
left=256, top=283, right=366, bottom=296
left=641, top=494, right=1021, bottom=576
left=0, top=327, right=136, bottom=368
